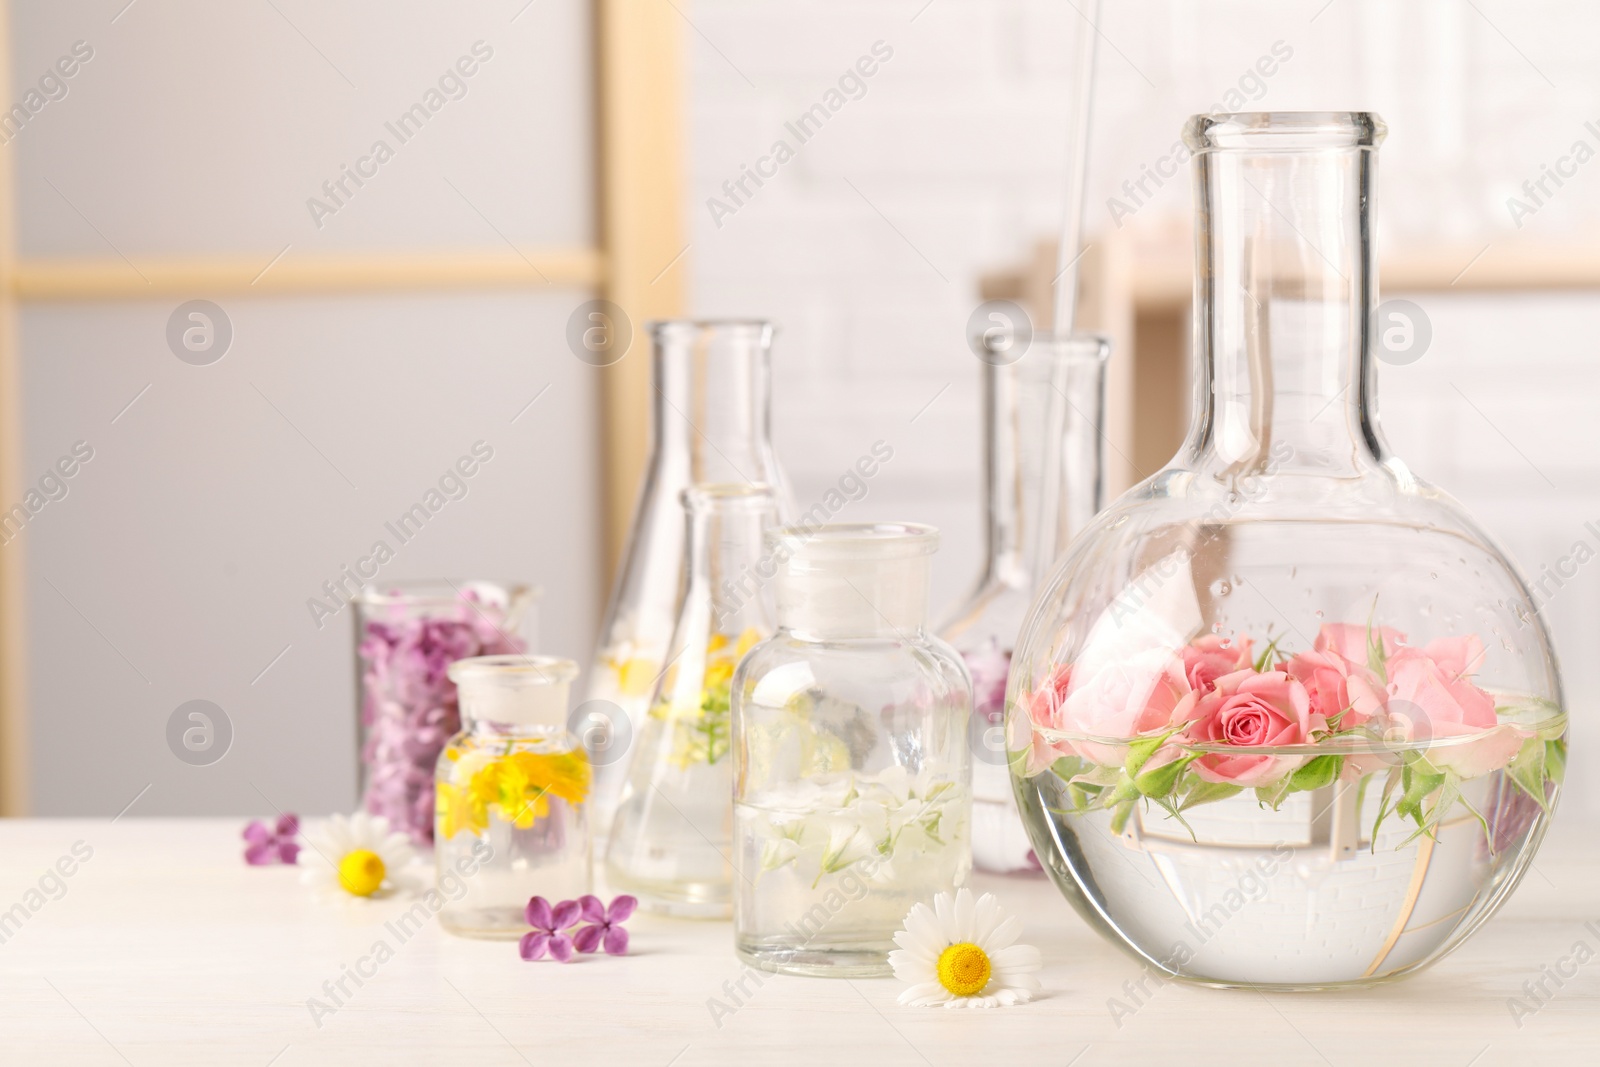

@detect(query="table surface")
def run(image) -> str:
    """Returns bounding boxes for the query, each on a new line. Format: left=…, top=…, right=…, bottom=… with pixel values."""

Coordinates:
left=1, top=816, right=1596, bottom=1066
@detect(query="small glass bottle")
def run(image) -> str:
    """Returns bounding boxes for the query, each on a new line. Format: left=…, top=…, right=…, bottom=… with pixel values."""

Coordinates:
left=583, top=322, right=793, bottom=830
left=939, top=335, right=1108, bottom=872
left=733, top=523, right=972, bottom=977
left=605, top=483, right=778, bottom=917
left=436, top=655, right=590, bottom=938
left=355, top=580, right=537, bottom=845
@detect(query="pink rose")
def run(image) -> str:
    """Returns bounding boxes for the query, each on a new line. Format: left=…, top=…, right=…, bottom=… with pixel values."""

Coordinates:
left=1185, top=670, right=1324, bottom=787
left=1314, top=622, right=1407, bottom=668
left=1013, top=664, right=1077, bottom=777
left=1181, top=634, right=1254, bottom=692
left=1060, top=651, right=1198, bottom=765
left=1281, top=649, right=1386, bottom=729
left=1384, top=651, right=1520, bottom=777
left=1392, top=634, right=1487, bottom=681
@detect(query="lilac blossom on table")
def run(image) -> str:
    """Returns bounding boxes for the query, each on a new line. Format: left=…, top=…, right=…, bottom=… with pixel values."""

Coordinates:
left=963, top=639, right=1013, bottom=723
left=242, top=814, right=300, bottom=866
left=358, top=592, right=524, bottom=844
left=520, top=896, right=582, bottom=962
left=573, top=894, right=637, bottom=955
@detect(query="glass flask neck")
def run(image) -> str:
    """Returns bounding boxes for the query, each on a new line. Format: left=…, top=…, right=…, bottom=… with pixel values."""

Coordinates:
left=651, top=321, right=777, bottom=483
left=681, top=484, right=778, bottom=638
left=1184, top=112, right=1387, bottom=480
left=773, top=524, right=938, bottom=640
left=981, top=336, right=1109, bottom=592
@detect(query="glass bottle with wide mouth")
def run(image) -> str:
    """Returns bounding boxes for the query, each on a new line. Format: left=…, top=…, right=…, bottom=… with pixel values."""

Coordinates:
left=1009, top=112, right=1566, bottom=989
left=355, top=580, right=537, bottom=845
left=733, top=523, right=973, bottom=977
left=604, top=483, right=779, bottom=917
left=436, top=655, right=590, bottom=939
left=583, top=322, right=792, bottom=830
left=938, top=334, right=1109, bottom=872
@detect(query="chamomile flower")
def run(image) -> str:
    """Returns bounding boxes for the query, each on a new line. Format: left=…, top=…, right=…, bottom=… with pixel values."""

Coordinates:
left=888, top=889, right=1042, bottom=1008
left=299, top=813, right=420, bottom=900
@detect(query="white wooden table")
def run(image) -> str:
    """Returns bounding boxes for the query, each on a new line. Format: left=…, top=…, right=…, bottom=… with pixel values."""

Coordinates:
left=1, top=816, right=1595, bottom=1065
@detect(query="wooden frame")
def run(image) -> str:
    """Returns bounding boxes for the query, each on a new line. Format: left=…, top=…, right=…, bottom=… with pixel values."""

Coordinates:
left=0, top=2, right=684, bottom=813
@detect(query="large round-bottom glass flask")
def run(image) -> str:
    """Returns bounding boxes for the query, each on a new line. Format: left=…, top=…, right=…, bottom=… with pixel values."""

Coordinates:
left=1008, top=112, right=1566, bottom=989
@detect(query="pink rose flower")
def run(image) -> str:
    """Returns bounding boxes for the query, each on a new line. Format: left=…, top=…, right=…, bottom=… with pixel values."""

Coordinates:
left=1392, top=634, right=1487, bottom=681
left=1059, top=651, right=1198, bottom=765
left=1185, top=669, right=1323, bottom=787
left=1314, top=622, right=1407, bottom=667
left=1384, top=651, right=1521, bottom=777
left=1012, top=664, right=1077, bottom=777
left=1281, top=649, right=1386, bottom=729
left=1180, top=634, right=1254, bottom=692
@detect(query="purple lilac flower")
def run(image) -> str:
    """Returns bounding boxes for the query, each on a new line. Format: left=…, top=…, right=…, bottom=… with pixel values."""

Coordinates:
left=358, top=591, right=524, bottom=844
left=520, top=896, right=582, bottom=962
left=242, top=814, right=301, bottom=866
left=572, top=894, right=637, bottom=955
left=964, top=640, right=1013, bottom=723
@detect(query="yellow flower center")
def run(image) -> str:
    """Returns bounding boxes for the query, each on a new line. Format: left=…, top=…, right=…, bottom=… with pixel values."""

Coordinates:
left=337, top=849, right=386, bottom=897
left=936, top=942, right=992, bottom=997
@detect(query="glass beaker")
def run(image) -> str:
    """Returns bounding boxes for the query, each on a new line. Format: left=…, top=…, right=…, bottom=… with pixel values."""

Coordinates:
left=583, top=322, right=791, bottom=830
left=355, top=580, right=536, bottom=844
left=604, top=483, right=779, bottom=917
left=938, top=334, right=1108, bottom=872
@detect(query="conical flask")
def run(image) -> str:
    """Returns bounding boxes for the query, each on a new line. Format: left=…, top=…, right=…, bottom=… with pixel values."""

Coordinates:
left=604, top=483, right=778, bottom=917
left=583, top=321, right=791, bottom=829
left=937, top=334, right=1108, bottom=871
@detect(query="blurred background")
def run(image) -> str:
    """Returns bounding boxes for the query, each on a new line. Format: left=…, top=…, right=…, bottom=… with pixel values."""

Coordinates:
left=1, top=0, right=1594, bottom=819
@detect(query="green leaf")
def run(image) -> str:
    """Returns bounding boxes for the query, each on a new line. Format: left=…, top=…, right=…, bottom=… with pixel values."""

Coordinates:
left=1288, top=754, right=1343, bottom=794
left=1105, top=772, right=1141, bottom=807
left=1177, top=780, right=1242, bottom=812
left=1152, top=796, right=1197, bottom=841
left=1546, top=738, right=1567, bottom=786
left=1505, top=736, right=1550, bottom=813
left=1255, top=774, right=1297, bottom=811
left=1396, top=764, right=1446, bottom=826
left=1048, top=755, right=1089, bottom=783
left=1135, top=755, right=1197, bottom=799
left=1108, top=797, right=1137, bottom=835
left=1122, top=734, right=1170, bottom=778
left=1253, top=636, right=1283, bottom=673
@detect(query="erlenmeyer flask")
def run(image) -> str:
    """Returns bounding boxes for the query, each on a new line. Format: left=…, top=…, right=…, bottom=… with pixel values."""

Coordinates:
left=937, top=335, right=1108, bottom=871
left=604, top=483, right=778, bottom=917
left=583, top=322, right=791, bottom=830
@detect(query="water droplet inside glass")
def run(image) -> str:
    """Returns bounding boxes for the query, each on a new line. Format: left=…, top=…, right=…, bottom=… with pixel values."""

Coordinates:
left=1210, top=579, right=1232, bottom=596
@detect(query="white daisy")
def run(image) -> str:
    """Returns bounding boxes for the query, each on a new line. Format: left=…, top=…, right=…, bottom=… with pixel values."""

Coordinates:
left=298, top=812, right=420, bottom=900
left=888, top=888, right=1043, bottom=1008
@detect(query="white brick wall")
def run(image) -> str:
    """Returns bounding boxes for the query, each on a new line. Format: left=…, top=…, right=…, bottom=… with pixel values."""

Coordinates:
left=686, top=0, right=1600, bottom=815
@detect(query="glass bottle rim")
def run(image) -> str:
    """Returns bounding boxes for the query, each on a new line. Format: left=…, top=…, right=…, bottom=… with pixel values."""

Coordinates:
left=681, top=481, right=777, bottom=512
left=446, top=654, right=578, bottom=688
left=768, top=521, right=939, bottom=560
left=1184, top=111, right=1387, bottom=154
left=354, top=579, right=538, bottom=609
left=648, top=319, right=775, bottom=343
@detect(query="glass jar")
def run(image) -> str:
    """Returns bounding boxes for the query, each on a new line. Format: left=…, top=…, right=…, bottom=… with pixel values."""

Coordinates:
left=604, top=483, right=779, bottom=917
left=733, top=523, right=972, bottom=977
left=583, top=322, right=792, bottom=829
left=355, top=580, right=536, bottom=844
left=939, top=334, right=1108, bottom=872
left=436, top=655, right=590, bottom=938
left=1009, top=112, right=1566, bottom=989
